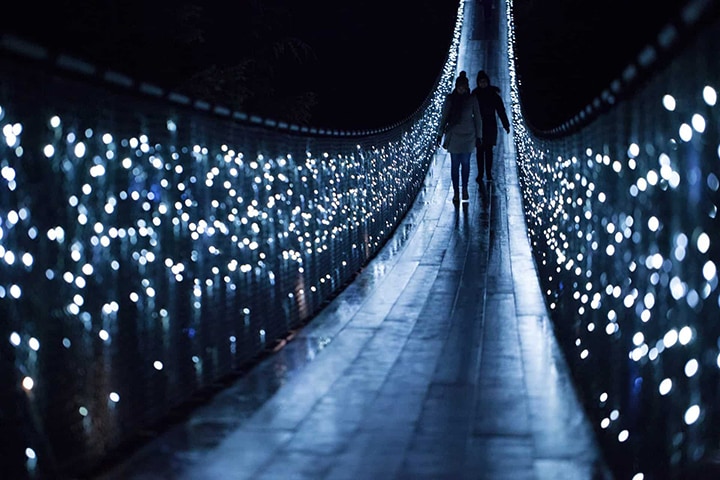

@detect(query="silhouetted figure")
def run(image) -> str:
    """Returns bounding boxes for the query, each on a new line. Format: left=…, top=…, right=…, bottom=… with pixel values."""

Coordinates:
left=472, top=70, right=510, bottom=182
left=439, top=71, right=483, bottom=203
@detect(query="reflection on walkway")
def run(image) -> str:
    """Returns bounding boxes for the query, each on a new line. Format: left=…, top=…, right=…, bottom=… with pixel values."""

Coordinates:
left=95, top=128, right=610, bottom=480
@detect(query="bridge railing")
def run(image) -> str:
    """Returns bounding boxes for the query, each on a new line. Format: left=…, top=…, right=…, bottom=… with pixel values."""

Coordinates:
left=508, top=0, right=720, bottom=477
left=0, top=3, right=465, bottom=478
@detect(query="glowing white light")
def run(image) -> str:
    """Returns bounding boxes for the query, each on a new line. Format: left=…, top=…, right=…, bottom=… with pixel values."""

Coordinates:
left=691, top=114, right=706, bottom=133
left=704, top=86, right=717, bottom=106
left=630, top=347, right=642, bottom=361
left=697, top=232, right=710, bottom=253
left=4, top=132, right=17, bottom=147
left=703, top=261, right=717, bottom=281
left=643, top=292, right=655, bottom=309
left=632, top=332, right=644, bottom=346
left=21, top=253, right=33, bottom=267
left=663, top=329, right=678, bottom=348
left=679, top=123, right=693, bottom=141
left=662, top=94, right=676, bottom=111
left=1, top=166, right=15, bottom=182
left=646, top=170, right=658, bottom=186
left=25, top=447, right=36, bottom=460
left=9, top=284, right=22, bottom=299
left=22, top=376, right=34, bottom=390
left=74, top=142, right=87, bottom=158
left=7, top=210, right=19, bottom=225
left=660, top=163, right=673, bottom=181
left=618, top=430, right=629, bottom=442
left=4, top=250, right=15, bottom=265
left=50, top=116, right=61, bottom=128
left=99, top=330, right=110, bottom=341
left=73, top=294, right=84, bottom=306
left=627, top=143, right=640, bottom=157
left=685, top=359, right=699, bottom=377
left=632, top=474, right=645, bottom=480
left=659, top=378, right=672, bottom=395
left=43, top=144, right=55, bottom=157
left=10, top=332, right=21, bottom=346
left=109, top=392, right=120, bottom=403
left=669, top=277, right=686, bottom=300
left=90, top=164, right=106, bottom=177
left=153, top=361, right=164, bottom=370
left=684, top=405, right=700, bottom=425
left=623, top=294, right=635, bottom=308
left=678, top=326, right=692, bottom=345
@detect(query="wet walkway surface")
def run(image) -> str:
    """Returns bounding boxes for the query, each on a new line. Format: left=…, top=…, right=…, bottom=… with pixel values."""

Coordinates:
left=92, top=1, right=611, bottom=479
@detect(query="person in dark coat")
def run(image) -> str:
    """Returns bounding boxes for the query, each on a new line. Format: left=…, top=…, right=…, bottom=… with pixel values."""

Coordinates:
left=472, top=70, right=510, bottom=182
left=439, top=71, right=483, bottom=203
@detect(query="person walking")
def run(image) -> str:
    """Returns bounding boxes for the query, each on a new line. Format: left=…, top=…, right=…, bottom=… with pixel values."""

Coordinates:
left=472, top=70, right=510, bottom=182
left=439, top=71, right=483, bottom=203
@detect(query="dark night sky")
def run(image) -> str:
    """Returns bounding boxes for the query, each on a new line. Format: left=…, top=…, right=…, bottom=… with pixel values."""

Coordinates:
left=270, top=1, right=459, bottom=128
left=513, top=0, right=691, bottom=130
left=2, top=0, right=458, bottom=130
left=2, top=1, right=696, bottom=131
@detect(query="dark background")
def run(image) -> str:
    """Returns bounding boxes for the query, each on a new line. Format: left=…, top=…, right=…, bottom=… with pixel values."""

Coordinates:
left=2, top=0, right=457, bottom=130
left=2, top=0, right=694, bottom=131
left=513, top=0, right=689, bottom=130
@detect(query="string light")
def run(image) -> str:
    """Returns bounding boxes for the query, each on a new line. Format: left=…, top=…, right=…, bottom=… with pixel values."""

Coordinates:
left=0, top=2, right=467, bottom=476
left=507, top=0, right=720, bottom=477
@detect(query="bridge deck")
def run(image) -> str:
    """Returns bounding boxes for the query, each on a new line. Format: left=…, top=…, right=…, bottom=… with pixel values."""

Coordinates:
left=94, top=1, right=610, bottom=479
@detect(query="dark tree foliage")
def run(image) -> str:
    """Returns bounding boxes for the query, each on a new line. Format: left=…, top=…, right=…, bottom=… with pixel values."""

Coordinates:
left=299, top=0, right=458, bottom=129
left=3, top=0, right=319, bottom=125
left=512, top=0, right=686, bottom=131
left=2, top=0, right=458, bottom=129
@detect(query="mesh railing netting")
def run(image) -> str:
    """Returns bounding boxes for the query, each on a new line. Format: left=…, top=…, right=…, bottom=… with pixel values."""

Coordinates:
left=0, top=3, right=465, bottom=477
left=508, top=0, right=720, bottom=477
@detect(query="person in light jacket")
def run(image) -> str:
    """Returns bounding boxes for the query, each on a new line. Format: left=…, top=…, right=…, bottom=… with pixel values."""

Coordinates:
left=472, top=70, right=510, bottom=182
left=439, top=71, right=483, bottom=203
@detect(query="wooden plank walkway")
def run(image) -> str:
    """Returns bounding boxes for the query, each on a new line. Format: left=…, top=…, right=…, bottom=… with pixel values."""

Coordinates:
left=94, top=1, right=611, bottom=479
